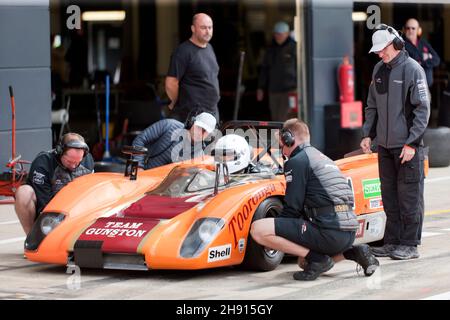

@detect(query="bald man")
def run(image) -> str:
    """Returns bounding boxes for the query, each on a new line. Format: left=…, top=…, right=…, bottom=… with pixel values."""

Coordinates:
left=165, top=13, right=220, bottom=123
left=15, top=133, right=94, bottom=235
left=404, top=18, right=440, bottom=87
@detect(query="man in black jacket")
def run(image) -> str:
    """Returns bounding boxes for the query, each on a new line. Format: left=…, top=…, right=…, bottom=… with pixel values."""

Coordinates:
left=250, top=119, right=379, bottom=281
left=361, top=24, right=430, bottom=260
left=403, top=18, right=440, bottom=88
left=15, top=133, right=94, bottom=235
left=257, top=21, right=297, bottom=121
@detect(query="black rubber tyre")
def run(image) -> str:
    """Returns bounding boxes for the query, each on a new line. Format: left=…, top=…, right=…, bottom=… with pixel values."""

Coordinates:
left=423, top=127, right=450, bottom=167
left=241, top=197, right=284, bottom=271
left=437, top=90, right=450, bottom=127
left=94, top=161, right=126, bottom=173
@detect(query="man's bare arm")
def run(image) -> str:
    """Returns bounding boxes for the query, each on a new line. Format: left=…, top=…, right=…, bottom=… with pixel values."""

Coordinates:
left=165, top=76, right=179, bottom=110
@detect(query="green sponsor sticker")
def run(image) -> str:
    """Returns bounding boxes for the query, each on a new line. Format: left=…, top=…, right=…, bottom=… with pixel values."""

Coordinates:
left=362, top=178, right=381, bottom=199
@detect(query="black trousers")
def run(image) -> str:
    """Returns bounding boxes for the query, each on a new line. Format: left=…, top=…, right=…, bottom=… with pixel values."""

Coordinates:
left=378, top=146, right=425, bottom=246
left=274, top=217, right=355, bottom=256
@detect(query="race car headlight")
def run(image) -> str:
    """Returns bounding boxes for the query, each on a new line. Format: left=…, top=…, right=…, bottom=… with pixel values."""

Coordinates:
left=40, top=214, right=65, bottom=235
left=180, top=218, right=224, bottom=258
left=25, top=213, right=65, bottom=251
left=198, top=220, right=220, bottom=242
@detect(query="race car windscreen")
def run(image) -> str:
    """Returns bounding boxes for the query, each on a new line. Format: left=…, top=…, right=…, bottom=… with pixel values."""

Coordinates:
left=147, top=166, right=225, bottom=197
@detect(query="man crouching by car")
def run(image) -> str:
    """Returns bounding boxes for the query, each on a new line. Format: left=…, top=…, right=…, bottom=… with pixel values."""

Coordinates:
left=250, top=119, right=379, bottom=281
left=15, top=133, right=94, bottom=235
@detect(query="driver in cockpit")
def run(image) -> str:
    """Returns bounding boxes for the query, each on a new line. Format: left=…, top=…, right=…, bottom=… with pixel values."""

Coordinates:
left=214, top=133, right=275, bottom=176
left=214, top=134, right=251, bottom=174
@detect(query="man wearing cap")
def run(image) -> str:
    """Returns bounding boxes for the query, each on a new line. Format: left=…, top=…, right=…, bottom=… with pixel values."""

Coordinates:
left=361, top=24, right=430, bottom=260
left=257, top=21, right=297, bottom=121
left=15, top=133, right=94, bottom=235
left=132, top=112, right=217, bottom=169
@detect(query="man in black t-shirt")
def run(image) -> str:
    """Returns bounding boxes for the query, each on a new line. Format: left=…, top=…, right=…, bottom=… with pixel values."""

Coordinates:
left=165, top=13, right=220, bottom=123
left=14, top=133, right=94, bottom=235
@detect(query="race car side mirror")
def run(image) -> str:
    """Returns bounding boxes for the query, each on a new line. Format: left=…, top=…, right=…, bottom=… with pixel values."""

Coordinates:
left=121, top=145, right=148, bottom=180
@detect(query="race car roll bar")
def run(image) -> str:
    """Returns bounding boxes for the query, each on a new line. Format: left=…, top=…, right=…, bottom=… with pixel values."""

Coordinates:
left=220, top=121, right=284, bottom=173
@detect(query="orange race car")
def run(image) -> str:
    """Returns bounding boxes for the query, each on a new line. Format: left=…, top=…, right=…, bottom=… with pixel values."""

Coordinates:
left=24, top=121, right=410, bottom=272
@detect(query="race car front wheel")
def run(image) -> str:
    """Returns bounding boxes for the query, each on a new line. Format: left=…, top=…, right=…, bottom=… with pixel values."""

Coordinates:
left=241, top=197, right=284, bottom=271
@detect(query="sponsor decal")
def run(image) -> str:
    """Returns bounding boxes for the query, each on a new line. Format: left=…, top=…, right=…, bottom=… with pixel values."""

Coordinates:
left=238, top=238, right=245, bottom=253
left=356, top=219, right=365, bottom=238
left=84, top=221, right=146, bottom=238
left=284, top=170, right=292, bottom=183
left=417, top=79, right=429, bottom=101
left=346, top=177, right=355, bottom=210
left=362, top=178, right=381, bottom=199
left=228, top=184, right=276, bottom=249
left=367, top=217, right=382, bottom=237
left=32, top=171, right=45, bottom=185
left=324, top=164, right=338, bottom=170
left=301, top=222, right=307, bottom=234
left=369, top=198, right=383, bottom=209
left=78, top=217, right=159, bottom=254
left=208, top=244, right=231, bottom=262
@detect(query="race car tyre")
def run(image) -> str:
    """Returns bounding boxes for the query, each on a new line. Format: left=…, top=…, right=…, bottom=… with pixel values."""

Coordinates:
left=241, top=197, right=284, bottom=271
left=423, top=127, right=450, bottom=167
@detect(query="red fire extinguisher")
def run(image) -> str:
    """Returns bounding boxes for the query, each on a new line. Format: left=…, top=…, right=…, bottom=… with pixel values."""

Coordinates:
left=288, top=91, right=298, bottom=113
left=338, top=56, right=354, bottom=103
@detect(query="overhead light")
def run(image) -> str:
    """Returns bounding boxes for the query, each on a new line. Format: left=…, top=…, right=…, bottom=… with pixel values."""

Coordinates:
left=82, top=11, right=126, bottom=22
left=52, top=35, right=61, bottom=48
left=352, top=12, right=368, bottom=22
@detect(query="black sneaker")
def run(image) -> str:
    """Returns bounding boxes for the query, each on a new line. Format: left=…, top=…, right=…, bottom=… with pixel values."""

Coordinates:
left=293, top=256, right=334, bottom=281
left=350, top=244, right=379, bottom=276
left=370, top=244, right=397, bottom=257
left=389, top=245, right=420, bottom=260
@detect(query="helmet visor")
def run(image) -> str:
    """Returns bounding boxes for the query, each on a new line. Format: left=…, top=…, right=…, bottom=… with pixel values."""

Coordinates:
left=214, top=149, right=237, bottom=163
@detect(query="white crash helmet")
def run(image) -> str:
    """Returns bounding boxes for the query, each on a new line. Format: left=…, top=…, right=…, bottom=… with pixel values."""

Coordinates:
left=214, top=134, right=251, bottom=174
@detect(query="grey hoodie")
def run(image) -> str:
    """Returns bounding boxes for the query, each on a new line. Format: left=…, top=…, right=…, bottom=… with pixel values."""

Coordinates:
left=362, top=50, right=430, bottom=149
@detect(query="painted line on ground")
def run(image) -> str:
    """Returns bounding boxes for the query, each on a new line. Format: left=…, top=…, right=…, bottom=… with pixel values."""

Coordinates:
left=423, top=291, right=450, bottom=300
left=421, top=232, right=443, bottom=238
left=442, top=228, right=450, bottom=232
left=0, top=237, right=25, bottom=246
left=0, top=220, right=19, bottom=225
left=425, top=176, right=450, bottom=184
left=425, top=209, right=450, bottom=217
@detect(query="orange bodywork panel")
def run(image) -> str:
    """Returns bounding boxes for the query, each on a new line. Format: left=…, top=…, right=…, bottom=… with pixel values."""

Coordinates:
left=25, top=152, right=426, bottom=270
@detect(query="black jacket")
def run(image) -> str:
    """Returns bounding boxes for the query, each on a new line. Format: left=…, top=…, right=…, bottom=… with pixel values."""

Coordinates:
left=26, top=151, right=94, bottom=214
left=404, top=37, right=440, bottom=87
left=279, top=144, right=359, bottom=231
left=258, top=37, right=297, bottom=93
